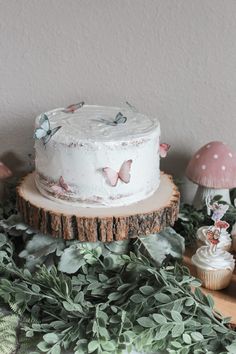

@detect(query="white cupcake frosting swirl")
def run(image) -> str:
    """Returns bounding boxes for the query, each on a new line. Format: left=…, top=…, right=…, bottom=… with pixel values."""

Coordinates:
left=196, top=226, right=232, bottom=248
left=192, top=246, right=235, bottom=271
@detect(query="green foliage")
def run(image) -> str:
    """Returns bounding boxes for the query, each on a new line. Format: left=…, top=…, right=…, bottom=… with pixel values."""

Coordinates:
left=136, top=227, right=185, bottom=266
left=0, top=182, right=235, bottom=353
left=0, top=309, right=19, bottom=354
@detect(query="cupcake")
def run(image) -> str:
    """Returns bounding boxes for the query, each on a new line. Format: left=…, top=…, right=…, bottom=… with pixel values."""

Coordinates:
left=196, top=226, right=232, bottom=252
left=191, top=246, right=235, bottom=290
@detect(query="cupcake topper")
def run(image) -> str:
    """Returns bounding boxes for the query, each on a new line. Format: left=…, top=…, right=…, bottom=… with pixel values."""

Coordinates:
left=205, top=198, right=229, bottom=252
left=205, top=196, right=229, bottom=221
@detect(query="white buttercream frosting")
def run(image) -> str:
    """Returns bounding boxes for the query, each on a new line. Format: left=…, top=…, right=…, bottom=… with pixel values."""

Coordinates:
left=34, top=105, right=161, bottom=207
left=38, top=105, right=159, bottom=143
left=196, top=226, right=232, bottom=249
left=192, top=246, right=235, bottom=271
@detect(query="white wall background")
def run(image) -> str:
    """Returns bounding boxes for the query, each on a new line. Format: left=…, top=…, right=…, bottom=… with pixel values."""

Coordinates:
left=1, top=0, right=236, bottom=202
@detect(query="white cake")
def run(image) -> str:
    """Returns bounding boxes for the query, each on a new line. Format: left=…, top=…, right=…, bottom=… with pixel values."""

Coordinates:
left=34, top=104, right=160, bottom=207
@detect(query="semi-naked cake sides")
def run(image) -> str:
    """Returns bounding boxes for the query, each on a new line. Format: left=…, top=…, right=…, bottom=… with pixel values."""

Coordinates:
left=34, top=104, right=161, bottom=207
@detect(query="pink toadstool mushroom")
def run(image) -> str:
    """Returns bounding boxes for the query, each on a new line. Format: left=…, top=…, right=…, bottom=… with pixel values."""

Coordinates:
left=186, top=141, right=236, bottom=209
left=0, top=162, right=12, bottom=179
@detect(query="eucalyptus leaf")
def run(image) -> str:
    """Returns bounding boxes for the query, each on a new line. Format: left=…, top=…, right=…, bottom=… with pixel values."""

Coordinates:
left=137, top=317, right=155, bottom=328
left=137, top=227, right=185, bottom=265
left=58, top=246, right=86, bottom=274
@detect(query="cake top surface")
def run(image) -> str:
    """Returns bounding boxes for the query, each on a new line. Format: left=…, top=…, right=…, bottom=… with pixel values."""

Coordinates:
left=36, top=105, right=159, bottom=143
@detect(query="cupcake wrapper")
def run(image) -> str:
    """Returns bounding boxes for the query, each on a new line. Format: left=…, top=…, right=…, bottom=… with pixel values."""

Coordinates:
left=196, top=268, right=233, bottom=290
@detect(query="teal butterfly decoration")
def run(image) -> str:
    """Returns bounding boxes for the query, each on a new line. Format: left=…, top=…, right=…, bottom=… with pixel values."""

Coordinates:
left=100, top=112, right=127, bottom=126
left=34, top=114, right=62, bottom=145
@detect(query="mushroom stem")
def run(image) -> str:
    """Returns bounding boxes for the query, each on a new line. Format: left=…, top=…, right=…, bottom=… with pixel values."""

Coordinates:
left=193, top=186, right=231, bottom=210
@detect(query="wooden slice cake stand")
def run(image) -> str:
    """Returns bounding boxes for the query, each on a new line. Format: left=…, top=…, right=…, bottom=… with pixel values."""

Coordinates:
left=16, top=172, right=180, bottom=242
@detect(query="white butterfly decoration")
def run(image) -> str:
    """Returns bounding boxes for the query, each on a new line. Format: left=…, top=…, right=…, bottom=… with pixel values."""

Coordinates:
left=159, top=143, right=171, bottom=158
left=103, top=160, right=133, bottom=187
left=51, top=176, right=71, bottom=195
left=34, top=114, right=62, bottom=145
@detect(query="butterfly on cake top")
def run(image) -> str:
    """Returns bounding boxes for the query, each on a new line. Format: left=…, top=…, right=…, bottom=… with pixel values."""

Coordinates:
left=34, top=102, right=85, bottom=145
left=33, top=102, right=170, bottom=207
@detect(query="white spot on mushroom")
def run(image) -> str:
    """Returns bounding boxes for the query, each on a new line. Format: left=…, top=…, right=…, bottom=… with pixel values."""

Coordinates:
left=196, top=154, right=200, bottom=159
left=213, top=154, right=218, bottom=159
left=206, top=144, right=211, bottom=148
left=201, top=165, right=206, bottom=170
left=221, top=165, right=226, bottom=170
left=229, top=152, right=233, bottom=158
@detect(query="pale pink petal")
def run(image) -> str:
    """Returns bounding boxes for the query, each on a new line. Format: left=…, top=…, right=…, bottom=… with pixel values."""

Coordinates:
left=118, top=159, right=133, bottom=184
left=103, top=167, right=119, bottom=187
left=159, top=143, right=171, bottom=158
left=59, top=176, right=71, bottom=192
left=51, top=185, right=64, bottom=195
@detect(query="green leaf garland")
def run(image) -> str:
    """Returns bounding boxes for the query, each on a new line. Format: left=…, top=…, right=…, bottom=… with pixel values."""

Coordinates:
left=0, top=181, right=235, bottom=353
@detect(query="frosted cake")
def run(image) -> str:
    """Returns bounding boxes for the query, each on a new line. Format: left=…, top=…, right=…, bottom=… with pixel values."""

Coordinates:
left=34, top=104, right=161, bottom=207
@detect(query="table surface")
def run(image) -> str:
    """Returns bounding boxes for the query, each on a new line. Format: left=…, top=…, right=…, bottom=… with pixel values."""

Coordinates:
left=184, top=248, right=236, bottom=325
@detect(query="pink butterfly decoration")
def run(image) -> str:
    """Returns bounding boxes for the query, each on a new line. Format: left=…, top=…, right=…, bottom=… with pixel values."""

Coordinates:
left=63, top=102, right=84, bottom=113
left=51, top=176, right=71, bottom=195
left=159, top=143, right=171, bottom=158
left=59, top=176, right=71, bottom=192
left=103, top=160, right=133, bottom=187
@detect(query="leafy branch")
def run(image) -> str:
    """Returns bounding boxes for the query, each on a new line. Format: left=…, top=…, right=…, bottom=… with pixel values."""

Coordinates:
left=0, top=182, right=235, bottom=353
